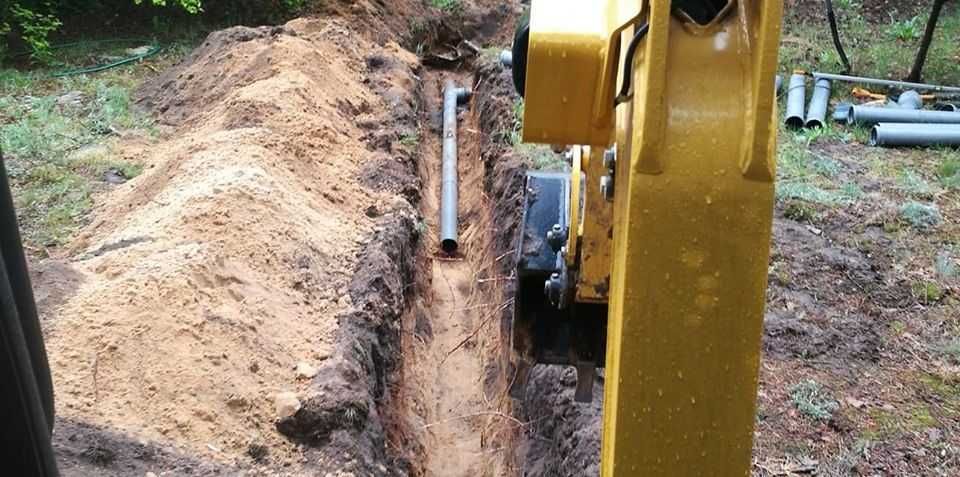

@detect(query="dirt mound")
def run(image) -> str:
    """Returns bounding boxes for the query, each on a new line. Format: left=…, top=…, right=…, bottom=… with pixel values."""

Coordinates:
left=43, top=17, right=422, bottom=473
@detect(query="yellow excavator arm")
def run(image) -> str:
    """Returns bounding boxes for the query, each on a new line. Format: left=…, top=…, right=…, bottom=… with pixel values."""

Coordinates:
left=509, top=1, right=783, bottom=475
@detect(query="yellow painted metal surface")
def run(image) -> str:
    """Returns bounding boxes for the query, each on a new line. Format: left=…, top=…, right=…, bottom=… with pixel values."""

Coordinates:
left=575, top=146, right=614, bottom=303
left=523, top=0, right=642, bottom=146
left=602, top=2, right=783, bottom=477
left=566, top=146, right=583, bottom=269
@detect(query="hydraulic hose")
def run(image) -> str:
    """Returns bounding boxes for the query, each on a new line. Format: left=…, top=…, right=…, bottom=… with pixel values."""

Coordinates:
left=824, top=0, right=852, bottom=73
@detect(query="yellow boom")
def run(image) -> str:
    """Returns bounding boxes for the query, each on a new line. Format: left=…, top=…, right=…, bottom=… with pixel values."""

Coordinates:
left=513, top=0, right=783, bottom=474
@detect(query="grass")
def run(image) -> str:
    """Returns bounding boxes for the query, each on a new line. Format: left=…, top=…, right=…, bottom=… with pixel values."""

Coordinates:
left=1, top=37, right=194, bottom=251
left=911, top=280, right=945, bottom=304
left=790, top=379, right=839, bottom=421
left=775, top=128, right=861, bottom=207
left=939, top=157, right=960, bottom=189
left=899, top=201, right=942, bottom=230
left=780, top=5, right=960, bottom=85
left=886, top=16, right=923, bottom=42
left=429, top=0, right=462, bottom=13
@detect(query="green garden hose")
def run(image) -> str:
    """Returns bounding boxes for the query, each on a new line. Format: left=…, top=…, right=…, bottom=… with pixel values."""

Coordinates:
left=51, top=43, right=163, bottom=77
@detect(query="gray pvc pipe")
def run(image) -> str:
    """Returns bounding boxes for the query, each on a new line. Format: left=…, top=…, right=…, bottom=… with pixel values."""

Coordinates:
left=785, top=74, right=806, bottom=129
left=813, top=71, right=960, bottom=93
left=870, top=123, right=960, bottom=147
left=805, top=78, right=831, bottom=128
left=833, top=103, right=852, bottom=123
left=440, top=81, right=471, bottom=254
left=775, top=75, right=782, bottom=96
left=500, top=50, right=513, bottom=68
left=935, top=103, right=958, bottom=112
left=848, top=106, right=960, bottom=126
left=897, top=90, right=923, bottom=110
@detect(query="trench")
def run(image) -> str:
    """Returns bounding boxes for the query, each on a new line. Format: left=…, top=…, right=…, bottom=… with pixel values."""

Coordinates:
left=393, top=66, right=518, bottom=476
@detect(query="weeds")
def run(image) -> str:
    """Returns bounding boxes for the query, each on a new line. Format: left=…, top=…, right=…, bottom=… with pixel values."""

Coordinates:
left=897, top=169, right=935, bottom=198
left=790, top=379, right=839, bottom=421
left=911, top=280, right=944, bottom=304
left=0, top=38, right=182, bottom=249
left=899, top=201, right=942, bottom=230
left=938, top=157, right=960, bottom=189
left=429, top=0, right=462, bottom=13
left=783, top=200, right=819, bottom=223
left=938, top=340, right=960, bottom=364
left=399, top=132, right=420, bottom=147
left=887, top=15, right=923, bottom=42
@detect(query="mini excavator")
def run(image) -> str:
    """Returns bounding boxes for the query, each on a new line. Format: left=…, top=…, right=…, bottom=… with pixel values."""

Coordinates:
left=508, top=1, right=782, bottom=475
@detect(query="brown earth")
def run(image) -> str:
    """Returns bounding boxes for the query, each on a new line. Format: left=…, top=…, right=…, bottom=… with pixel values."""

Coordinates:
left=38, top=0, right=525, bottom=475
left=36, top=0, right=958, bottom=476
left=41, top=12, right=426, bottom=475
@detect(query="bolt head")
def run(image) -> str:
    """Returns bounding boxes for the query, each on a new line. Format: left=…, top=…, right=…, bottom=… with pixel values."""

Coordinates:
left=603, top=149, right=616, bottom=171
left=600, top=176, right=614, bottom=202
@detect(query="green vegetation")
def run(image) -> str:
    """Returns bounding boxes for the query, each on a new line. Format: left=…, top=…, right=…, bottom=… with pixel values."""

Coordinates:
left=939, top=340, right=960, bottom=364
left=939, top=157, right=960, bottom=189
left=780, top=6, right=960, bottom=85
left=783, top=200, right=819, bottom=222
left=886, top=16, right=923, bottom=42
left=911, top=280, right=944, bottom=304
left=899, top=201, right=942, bottom=230
left=429, top=0, right=462, bottom=13
left=790, top=379, right=839, bottom=421
left=776, top=130, right=860, bottom=206
left=0, top=39, right=191, bottom=250
left=897, top=169, right=934, bottom=198
left=2, top=0, right=304, bottom=62
left=399, top=132, right=420, bottom=147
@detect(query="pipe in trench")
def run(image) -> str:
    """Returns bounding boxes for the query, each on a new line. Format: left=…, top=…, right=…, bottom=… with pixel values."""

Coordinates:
left=870, top=123, right=960, bottom=147
left=440, top=80, right=472, bottom=254
left=500, top=50, right=513, bottom=68
left=784, top=74, right=806, bottom=129
left=847, top=106, right=960, bottom=126
left=805, top=78, right=831, bottom=128
left=812, top=71, right=960, bottom=94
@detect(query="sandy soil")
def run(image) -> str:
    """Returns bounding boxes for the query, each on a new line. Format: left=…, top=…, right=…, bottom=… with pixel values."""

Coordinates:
left=41, top=15, right=422, bottom=473
left=394, top=69, right=517, bottom=477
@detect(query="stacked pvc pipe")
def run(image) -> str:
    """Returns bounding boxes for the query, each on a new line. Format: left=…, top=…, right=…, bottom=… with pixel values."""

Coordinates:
left=848, top=106, right=960, bottom=125
left=870, top=123, right=960, bottom=147
left=784, top=74, right=806, bottom=129
left=805, top=78, right=831, bottom=128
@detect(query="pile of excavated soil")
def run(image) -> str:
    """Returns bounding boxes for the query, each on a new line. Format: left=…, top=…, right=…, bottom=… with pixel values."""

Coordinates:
left=41, top=16, right=424, bottom=474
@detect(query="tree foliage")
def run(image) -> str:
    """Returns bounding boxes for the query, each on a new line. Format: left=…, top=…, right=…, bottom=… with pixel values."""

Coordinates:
left=2, top=0, right=306, bottom=62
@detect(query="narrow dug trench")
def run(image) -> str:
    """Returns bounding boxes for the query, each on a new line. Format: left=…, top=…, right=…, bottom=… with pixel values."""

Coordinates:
left=395, top=68, right=518, bottom=476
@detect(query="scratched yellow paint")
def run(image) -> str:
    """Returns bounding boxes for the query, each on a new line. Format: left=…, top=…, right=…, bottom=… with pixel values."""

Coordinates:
left=602, top=1, right=783, bottom=476
left=523, top=0, right=783, bottom=475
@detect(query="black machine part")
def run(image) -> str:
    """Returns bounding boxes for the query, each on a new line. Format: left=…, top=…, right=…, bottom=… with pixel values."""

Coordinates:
left=511, top=172, right=606, bottom=403
left=0, top=152, right=58, bottom=476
